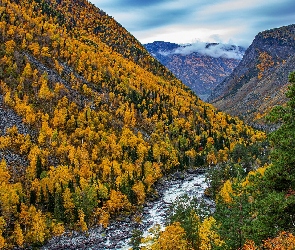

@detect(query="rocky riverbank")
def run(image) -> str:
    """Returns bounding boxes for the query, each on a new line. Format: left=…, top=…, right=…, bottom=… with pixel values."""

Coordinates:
left=42, top=168, right=210, bottom=250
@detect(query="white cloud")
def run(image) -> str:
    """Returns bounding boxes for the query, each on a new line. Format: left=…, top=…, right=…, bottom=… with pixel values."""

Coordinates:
left=171, top=42, right=244, bottom=59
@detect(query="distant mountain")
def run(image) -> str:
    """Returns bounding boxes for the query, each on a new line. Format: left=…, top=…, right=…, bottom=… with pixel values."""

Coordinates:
left=208, top=24, right=295, bottom=126
left=145, top=41, right=246, bottom=100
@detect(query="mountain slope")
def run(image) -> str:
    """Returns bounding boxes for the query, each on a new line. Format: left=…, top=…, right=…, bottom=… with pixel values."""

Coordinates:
left=145, top=41, right=245, bottom=100
left=208, top=24, right=295, bottom=125
left=0, top=0, right=264, bottom=248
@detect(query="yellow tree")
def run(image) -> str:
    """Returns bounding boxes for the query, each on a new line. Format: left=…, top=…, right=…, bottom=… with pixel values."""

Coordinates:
left=28, top=42, right=40, bottom=56
left=0, top=159, right=10, bottom=184
left=152, top=222, right=189, bottom=250
left=26, top=206, right=47, bottom=245
left=0, top=160, right=21, bottom=220
left=206, top=150, right=217, bottom=166
left=14, top=223, right=24, bottom=247
left=96, top=208, right=110, bottom=228
left=41, top=46, right=51, bottom=57
left=77, top=209, right=88, bottom=232
left=5, top=40, right=16, bottom=54
left=218, top=179, right=233, bottom=203
left=0, top=217, right=6, bottom=249
left=0, top=232, right=5, bottom=249
left=63, top=187, right=75, bottom=222
left=38, top=73, right=53, bottom=100
left=132, top=181, right=146, bottom=205
left=106, top=190, right=131, bottom=214
left=199, top=217, right=224, bottom=250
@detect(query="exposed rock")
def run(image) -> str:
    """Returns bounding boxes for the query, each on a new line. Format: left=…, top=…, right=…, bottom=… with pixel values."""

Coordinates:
left=0, top=94, right=29, bottom=136
left=0, top=94, right=29, bottom=167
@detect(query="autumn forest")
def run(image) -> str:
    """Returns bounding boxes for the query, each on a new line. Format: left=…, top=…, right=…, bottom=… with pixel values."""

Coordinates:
left=0, top=0, right=295, bottom=249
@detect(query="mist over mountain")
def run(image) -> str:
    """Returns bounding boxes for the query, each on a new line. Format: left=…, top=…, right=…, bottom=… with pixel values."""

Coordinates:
left=165, top=42, right=244, bottom=59
left=145, top=41, right=245, bottom=100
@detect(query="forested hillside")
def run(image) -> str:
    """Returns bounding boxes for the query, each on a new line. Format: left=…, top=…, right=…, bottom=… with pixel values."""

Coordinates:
left=0, top=0, right=266, bottom=248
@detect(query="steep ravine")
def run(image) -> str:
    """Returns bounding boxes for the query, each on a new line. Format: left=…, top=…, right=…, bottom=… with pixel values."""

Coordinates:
left=43, top=170, right=209, bottom=249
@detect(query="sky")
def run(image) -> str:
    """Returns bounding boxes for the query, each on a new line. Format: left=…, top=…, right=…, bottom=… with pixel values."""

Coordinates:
left=91, top=0, right=295, bottom=47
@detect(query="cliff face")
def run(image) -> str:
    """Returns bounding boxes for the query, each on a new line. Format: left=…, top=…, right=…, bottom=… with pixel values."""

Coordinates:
left=208, top=24, right=295, bottom=125
left=145, top=41, right=244, bottom=100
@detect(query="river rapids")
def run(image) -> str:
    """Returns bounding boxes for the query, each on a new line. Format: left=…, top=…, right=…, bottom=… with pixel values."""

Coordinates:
left=43, top=169, right=210, bottom=250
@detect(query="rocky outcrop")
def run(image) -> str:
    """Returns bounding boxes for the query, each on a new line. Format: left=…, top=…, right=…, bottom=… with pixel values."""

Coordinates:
left=0, top=95, right=29, bottom=136
left=0, top=94, right=29, bottom=168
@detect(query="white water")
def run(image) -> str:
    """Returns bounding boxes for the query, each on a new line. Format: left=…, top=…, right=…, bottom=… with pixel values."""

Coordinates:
left=164, top=174, right=207, bottom=203
left=43, top=172, right=208, bottom=250
left=120, top=173, right=208, bottom=249
left=144, top=174, right=206, bottom=231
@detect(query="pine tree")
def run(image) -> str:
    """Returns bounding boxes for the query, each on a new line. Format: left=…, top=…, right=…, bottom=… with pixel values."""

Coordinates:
left=265, top=71, right=295, bottom=191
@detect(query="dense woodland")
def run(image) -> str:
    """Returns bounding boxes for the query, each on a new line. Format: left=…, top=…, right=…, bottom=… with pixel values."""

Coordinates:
left=0, top=0, right=293, bottom=249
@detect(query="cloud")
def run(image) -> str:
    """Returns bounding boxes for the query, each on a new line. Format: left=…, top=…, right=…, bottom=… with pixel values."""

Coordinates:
left=135, top=9, right=192, bottom=30
left=96, top=0, right=164, bottom=11
left=91, top=0, right=295, bottom=46
left=158, top=51, right=171, bottom=56
left=169, top=42, right=245, bottom=60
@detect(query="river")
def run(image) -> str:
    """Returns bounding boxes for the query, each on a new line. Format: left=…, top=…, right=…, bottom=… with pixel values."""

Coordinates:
left=43, top=169, right=209, bottom=250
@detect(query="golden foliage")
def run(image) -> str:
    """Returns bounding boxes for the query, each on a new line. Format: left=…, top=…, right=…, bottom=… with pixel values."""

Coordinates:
left=0, top=0, right=266, bottom=247
left=199, top=217, right=224, bottom=249
left=152, top=222, right=189, bottom=250
left=263, top=232, right=295, bottom=250
left=219, top=179, right=234, bottom=203
left=14, top=223, right=24, bottom=247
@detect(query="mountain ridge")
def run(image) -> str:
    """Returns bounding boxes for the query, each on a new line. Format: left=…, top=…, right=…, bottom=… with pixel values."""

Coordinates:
left=208, top=24, right=295, bottom=126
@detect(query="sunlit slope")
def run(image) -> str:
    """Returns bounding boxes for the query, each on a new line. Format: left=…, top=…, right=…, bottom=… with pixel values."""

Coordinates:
left=0, top=0, right=264, bottom=247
